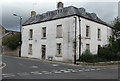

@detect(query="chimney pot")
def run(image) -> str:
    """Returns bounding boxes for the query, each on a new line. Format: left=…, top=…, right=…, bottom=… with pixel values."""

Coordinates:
left=31, top=11, right=36, bottom=17
left=57, top=2, right=64, bottom=9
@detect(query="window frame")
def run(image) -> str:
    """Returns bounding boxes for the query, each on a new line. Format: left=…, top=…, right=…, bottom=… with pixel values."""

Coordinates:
left=56, top=43, right=62, bottom=57
left=28, top=44, right=32, bottom=55
left=98, top=28, right=101, bottom=40
left=29, top=29, right=33, bottom=40
left=86, top=25, right=90, bottom=38
left=56, top=24, right=63, bottom=38
left=41, top=27, right=47, bottom=39
left=86, top=44, right=90, bottom=50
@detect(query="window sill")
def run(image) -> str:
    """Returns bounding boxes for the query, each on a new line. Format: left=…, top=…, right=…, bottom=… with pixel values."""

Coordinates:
left=55, top=54, right=62, bottom=57
left=98, top=39, right=101, bottom=41
left=56, top=37, right=63, bottom=38
left=29, top=38, right=33, bottom=40
left=85, top=37, right=91, bottom=39
left=41, top=37, right=47, bottom=39
left=28, top=53, right=32, bottom=55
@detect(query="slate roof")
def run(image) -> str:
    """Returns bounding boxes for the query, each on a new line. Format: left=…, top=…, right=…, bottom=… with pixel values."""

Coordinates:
left=22, top=6, right=112, bottom=27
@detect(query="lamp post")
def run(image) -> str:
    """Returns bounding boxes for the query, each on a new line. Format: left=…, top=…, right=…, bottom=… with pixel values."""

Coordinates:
left=13, top=14, right=22, bottom=57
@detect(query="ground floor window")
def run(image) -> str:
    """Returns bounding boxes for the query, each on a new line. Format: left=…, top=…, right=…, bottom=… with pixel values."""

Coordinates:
left=56, top=43, right=62, bottom=55
left=28, top=44, right=32, bottom=55
left=41, top=45, right=46, bottom=59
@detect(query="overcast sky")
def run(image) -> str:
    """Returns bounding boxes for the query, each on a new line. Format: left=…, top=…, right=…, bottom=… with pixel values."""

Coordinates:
left=0, top=0, right=119, bottom=31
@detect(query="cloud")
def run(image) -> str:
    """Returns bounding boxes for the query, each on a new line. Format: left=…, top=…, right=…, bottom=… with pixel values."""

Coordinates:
left=2, top=1, right=118, bottom=30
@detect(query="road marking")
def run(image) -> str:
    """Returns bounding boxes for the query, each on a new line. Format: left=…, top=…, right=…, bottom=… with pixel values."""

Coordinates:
left=44, top=72, right=52, bottom=74
left=91, top=68, right=95, bottom=71
left=41, top=71, right=48, bottom=73
left=52, top=64, right=59, bottom=67
left=96, top=68, right=101, bottom=71
left=31, top=66, right=38, bottom=68
left=3, top=75, right=15, bottom=78
left=71, top=70, right=77, bottom=73
left=0, top=62, right=6, bottom=69
left=78, top=70, right=83, bottom=72
left=54, top=71, right=62, bottom=74
left=17, top=72, right=29, bottom=76
left=84, top=69, right=90, bottom=72
left=3, top=73, right=15, bottom=78
left=30, top=71, right=42, bottom=74
left=2, top=74, right=8, bottom=76
left=60, top=70, right=66, bottom=72
left=63, top=70, right=70, bottom=73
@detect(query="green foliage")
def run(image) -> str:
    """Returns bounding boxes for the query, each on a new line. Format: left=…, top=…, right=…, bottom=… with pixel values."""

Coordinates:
left=80, top=50, right=108, bottom=63
left=80, top=17, right=120, bottom=63
left=81, top=50, right=94, bottom=63
left=2, top=33, right=20, bottom=50
left=97, top=17, right=120, bottom=61
left=98, top=45, right=120, bottom=61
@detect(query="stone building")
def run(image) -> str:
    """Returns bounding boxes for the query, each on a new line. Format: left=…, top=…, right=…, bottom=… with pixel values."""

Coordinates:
left=21, top=2, right=112, bottom=62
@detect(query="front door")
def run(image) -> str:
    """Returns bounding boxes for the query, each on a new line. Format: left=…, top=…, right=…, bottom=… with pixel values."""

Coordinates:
left=41, top=45, right=46, bottom=59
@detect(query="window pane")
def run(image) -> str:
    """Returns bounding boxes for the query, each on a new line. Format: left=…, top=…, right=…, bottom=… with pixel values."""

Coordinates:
left=57, top=43, right=62, bottom=54
left=29, top=44, right=32, bottom=55
left=86, top=26, right=90, bottom=37
left=42, top=27, right=46, bottom=37
left=29, top=29, right=33, bottom=39
left=98, top=29, right=101, bottom=39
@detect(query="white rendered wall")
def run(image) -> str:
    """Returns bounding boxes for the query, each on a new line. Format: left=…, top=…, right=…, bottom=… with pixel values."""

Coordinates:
left=21, top=16, right=112, bottom=62
left=80, top=17, right=112, bottom=54
left=21, top=16, right=76, bottom=62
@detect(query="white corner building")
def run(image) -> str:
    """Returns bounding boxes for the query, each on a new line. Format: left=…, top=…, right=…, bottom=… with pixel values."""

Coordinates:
left=21, top=2, right=112, bottom=62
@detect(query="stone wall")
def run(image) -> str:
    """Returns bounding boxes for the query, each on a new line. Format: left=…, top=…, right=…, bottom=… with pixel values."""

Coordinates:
left=3, top=46, right=19, bottom=57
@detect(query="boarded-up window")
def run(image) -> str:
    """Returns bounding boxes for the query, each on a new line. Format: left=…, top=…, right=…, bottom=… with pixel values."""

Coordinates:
left=57, top=25, right=62, bottom=38
left=28, top=44, right=32, bottom=55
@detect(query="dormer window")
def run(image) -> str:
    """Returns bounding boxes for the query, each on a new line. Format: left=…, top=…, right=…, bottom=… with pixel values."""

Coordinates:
left=47, top=12, right=51, bottom=16
left=57, top=9, right=63, bottom=14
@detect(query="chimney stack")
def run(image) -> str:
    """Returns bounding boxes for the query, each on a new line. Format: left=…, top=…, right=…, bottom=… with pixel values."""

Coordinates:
left=31, top=11, right=36, bottom=17
left=57, top=1, right=64, bottom=9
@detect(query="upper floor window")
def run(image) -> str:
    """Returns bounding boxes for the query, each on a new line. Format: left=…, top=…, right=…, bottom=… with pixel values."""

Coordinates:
left=42, top=27, right=46, bottom=38
left=98, top=29, right=101, bottom=40
left=86, top=25, right=90, bottom=38
left=56, top=25, right=62, bottom=38
left=29, top=29, right=33, bottom=39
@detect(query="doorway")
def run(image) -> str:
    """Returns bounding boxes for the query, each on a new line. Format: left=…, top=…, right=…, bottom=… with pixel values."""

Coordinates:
left=41, top=45, right=46, bottom=59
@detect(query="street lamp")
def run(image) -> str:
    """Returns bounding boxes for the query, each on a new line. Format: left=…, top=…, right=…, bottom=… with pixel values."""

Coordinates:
left=13, top=14, right=22, bottom=57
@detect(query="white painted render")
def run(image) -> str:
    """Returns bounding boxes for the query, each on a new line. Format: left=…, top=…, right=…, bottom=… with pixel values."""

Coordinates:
left=21, top=16, right=112, bottom=62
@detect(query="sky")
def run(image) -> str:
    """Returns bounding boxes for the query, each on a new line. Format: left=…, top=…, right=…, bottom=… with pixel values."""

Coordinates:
left=0, top=0, right=119, bottom=31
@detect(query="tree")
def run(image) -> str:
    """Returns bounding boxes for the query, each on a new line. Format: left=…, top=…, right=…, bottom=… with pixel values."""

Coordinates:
left=2, top=33, right=20, bottom=50
left=98, top=17, right=120, bottom=61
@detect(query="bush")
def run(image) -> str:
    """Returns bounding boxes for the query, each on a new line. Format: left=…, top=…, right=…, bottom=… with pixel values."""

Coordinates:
left=2, top=33, right=20, bottom=50
left=81, top=50, right=95, bottom=63
left=80, top=50, right=108, bottom=63
left=98, top=45, right=120, bottom=61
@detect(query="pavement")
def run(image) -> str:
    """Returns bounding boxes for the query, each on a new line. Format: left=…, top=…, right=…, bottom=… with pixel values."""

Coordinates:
left=2, top=55, right=119, bottom=79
